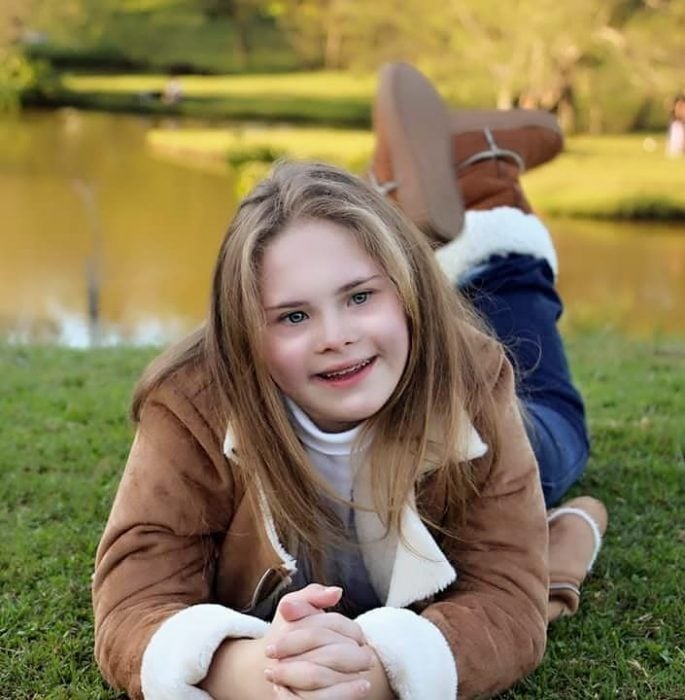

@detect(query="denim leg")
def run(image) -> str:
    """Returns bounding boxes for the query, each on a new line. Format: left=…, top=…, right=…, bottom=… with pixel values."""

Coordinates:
left=460, top=254, right=589, bottom=506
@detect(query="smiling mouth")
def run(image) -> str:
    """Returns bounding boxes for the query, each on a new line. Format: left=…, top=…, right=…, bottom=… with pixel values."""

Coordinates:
left=317, top=357, right=375, bottom=380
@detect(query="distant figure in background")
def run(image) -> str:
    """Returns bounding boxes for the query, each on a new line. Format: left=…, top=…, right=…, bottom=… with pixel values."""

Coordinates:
left=666, top=94, right=685, bottom=158
left=162, top=76, right=184, bottom=106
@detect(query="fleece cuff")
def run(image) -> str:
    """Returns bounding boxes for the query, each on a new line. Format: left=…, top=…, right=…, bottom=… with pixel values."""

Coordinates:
left=357, top=607, right=457, bottom=699
left=140, top=603, right=269, bottom=699
left=436, top=207, right=558, bottom=285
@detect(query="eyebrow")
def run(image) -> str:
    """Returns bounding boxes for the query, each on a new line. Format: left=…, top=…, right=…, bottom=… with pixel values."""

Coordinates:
left=265, top=274, right=381, bottom=311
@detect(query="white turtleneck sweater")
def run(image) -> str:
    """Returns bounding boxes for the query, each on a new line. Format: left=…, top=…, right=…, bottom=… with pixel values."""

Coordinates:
left=285, top=398, right=381, bottom=612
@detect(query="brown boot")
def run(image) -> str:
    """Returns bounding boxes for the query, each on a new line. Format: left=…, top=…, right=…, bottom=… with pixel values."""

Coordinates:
left=450, top=109, right=563, bottom=213
left=547, top=496, right=609, bottom=622
left=368, top=62, right=463, bottom=244
left=435, top=109, right=562, bottom=285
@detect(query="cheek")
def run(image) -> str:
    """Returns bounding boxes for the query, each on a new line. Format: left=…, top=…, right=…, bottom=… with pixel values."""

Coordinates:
left=397, top=322, right=411, bottom=369
left=261, top=331, right=308, bottom=385
left=383, top=303, right=411, bottom=363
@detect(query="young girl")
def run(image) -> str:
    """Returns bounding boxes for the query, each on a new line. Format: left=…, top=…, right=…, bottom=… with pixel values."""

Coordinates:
left=93, top=64, right=607, bottom=700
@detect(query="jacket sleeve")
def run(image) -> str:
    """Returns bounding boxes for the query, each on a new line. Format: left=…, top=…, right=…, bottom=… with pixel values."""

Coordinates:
left=92, top=377, right=268, bottom=700
left=421, top=347, right=549, bottom=698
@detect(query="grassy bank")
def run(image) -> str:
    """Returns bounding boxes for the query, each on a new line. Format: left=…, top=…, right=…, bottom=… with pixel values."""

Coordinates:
left=525, top=135, right=685, bottom=221
left=1, top=331, right=684, bottom=697
left=51, top=72, right=685, bottom=220
left=52, top=72, right=375, bottom=127
left=147, top=124, right=685, bottom=221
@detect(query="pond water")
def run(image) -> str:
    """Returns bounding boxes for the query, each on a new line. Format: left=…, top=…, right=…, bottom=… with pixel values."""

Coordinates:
left=1, top=110, right=684, bottom=347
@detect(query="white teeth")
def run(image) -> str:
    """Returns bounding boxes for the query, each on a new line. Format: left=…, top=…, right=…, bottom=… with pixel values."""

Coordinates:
left=321, top=359, right=371, bottom=379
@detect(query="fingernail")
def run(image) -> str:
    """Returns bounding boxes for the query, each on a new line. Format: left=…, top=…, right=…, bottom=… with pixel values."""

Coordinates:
left=358, top=679, right=371, bottom=696
left=265, top=644, right=276, bottom=658
left=264, top=668, right=274, bottom=681
left=325, top=586, right=343, bottom=593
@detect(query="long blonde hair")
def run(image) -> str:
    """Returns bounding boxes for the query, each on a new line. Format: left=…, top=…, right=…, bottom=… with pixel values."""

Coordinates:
left=132, top=161, right=498, bottom=559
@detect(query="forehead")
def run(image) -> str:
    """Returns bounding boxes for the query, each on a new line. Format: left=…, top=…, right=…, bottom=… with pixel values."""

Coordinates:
left=260, top=219, right=383, bottom=303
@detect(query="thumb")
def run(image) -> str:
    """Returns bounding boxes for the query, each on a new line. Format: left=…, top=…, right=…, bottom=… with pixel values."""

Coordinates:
left=278, top=585, right=343, bottom=622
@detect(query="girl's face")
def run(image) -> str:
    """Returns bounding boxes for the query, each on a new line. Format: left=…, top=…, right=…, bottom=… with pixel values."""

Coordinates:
left=260, top=218, right=410, bottom=432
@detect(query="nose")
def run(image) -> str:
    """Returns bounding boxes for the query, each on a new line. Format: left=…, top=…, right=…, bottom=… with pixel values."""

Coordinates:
left=316, top=309, right=356, bottom=352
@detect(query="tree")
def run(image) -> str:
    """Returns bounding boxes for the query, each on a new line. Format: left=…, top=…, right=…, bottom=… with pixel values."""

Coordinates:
left=270, top=0, right=361, bottom=69
left=200, top=0, right=265, bottom=69
left=326, top=0, right=684, bottom=132
left=0, top=0, right=51, bottom=111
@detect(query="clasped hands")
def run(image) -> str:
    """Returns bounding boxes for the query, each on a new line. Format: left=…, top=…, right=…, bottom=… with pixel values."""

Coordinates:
left=263, top=583, right=389, bottom=699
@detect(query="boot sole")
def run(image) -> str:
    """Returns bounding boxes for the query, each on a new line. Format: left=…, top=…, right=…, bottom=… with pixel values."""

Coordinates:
left=450, top=108, right=562, bottom=136
left=375, top=63, right=463, bottom=242
left=450, top=108, right=564, bottom=171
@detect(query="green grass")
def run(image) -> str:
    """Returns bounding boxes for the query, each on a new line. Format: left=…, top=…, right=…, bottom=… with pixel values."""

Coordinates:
left=62, top=73, right=375, bottom=101
left=146, top=124, right=374, bottom=171
left=524, top=135, right=685, bottom=221
left=53, top=71, right=374, bottom=127
left=146, top=119, right=685, bottom=221
left=1, top=331, right=684, bottom=697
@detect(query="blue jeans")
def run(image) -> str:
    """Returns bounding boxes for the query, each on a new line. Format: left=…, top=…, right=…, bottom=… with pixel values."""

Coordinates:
left=460, top=254, right=589, bottom=507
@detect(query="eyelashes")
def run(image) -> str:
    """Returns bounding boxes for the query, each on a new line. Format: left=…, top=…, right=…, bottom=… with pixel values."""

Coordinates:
left=350, top=291, right=371, bottom=305
left=277, top=290, right=374, bottom=325
left=281, top=310, right=308, bottom=325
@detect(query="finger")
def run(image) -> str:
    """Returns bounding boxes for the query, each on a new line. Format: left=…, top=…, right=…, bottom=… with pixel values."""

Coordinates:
left=290, top=678, right=372, bottom=700
left=287, top=612, right=366, bottom=645
left=265, top=661, right=354, bottom=691
left=268, top=630, right=373, bottom=671
left=277, top=585, right=343, bottom=622
left=267, top=627, right=360, bottom=659
left=278, top=598, right=322, bottom=622
left=282, top=643, right=374, bottom=674
left=272, top=684, right=299, bottom=699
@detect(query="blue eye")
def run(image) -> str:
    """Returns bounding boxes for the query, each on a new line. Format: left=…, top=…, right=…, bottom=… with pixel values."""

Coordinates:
left=282, top=311, right=308, bottom=324
left=351, top=291, right=370, bottom=305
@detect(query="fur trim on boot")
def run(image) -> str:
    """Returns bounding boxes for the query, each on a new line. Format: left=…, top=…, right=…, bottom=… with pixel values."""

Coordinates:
left=435, top=207, right=558, bottom=285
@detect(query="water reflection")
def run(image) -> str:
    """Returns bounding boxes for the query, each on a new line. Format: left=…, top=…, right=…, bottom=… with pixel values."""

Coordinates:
left=1, top=110, right=234, bottom=346
left=551, top=218, right=685, bottom=337
left=1, top=110, right=684, bottom=346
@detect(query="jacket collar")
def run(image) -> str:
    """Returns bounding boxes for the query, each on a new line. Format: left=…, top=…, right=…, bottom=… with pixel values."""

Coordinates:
left=223, top=421, right=487, bottom=608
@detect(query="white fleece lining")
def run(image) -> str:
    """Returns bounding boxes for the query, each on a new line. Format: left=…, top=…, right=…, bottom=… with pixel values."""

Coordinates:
left=436, top=207, right=558, bottom=285
left=140, top=604, right=269, bottom=699
left=256, top=484, right=298, bottom=573
left=222, top=429, right=236, bottom=458
left=357, top=607, right=458, bottom=699
left=354, top=489, right=458, bottom=609
left=222, top=421, right=487, bottom=609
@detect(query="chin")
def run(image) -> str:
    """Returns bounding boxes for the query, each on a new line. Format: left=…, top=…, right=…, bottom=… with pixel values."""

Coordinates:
left=339, top=400, right=386, bottom=424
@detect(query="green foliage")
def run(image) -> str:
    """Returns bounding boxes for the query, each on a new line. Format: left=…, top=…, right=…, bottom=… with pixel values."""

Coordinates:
left=1, top=331, right=683, bottom=696
left=26, top=42, right=147, bottom=71
left=0, top=48, right=59, bottom=113
left=0, top=50, right=33, bottom=112
left=225, top=143, right=285, bottom=166
left=12, top=0, right=685, bottom=131
left=23, top=0, right=296, bottom=74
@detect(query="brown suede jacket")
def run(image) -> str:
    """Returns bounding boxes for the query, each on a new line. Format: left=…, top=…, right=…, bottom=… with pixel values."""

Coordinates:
left=92, top=332, right=548, bottom=700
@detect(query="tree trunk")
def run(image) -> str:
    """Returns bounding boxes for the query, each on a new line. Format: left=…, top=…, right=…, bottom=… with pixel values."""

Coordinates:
left=233, top=18, right=251, bottom=70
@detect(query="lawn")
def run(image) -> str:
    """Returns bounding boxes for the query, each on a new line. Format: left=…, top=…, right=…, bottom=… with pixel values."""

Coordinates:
left=1, top=331, right=684, bottom=697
